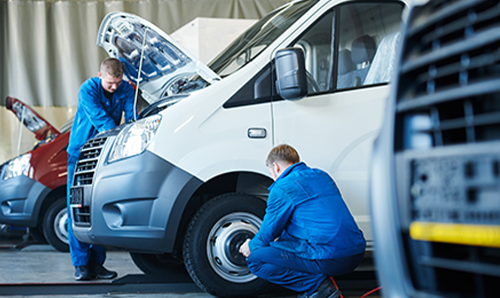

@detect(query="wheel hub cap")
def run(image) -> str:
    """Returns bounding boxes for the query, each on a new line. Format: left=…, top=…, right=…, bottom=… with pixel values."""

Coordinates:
left=207, top=212, right=261, bottom=283
left=54, top=208, right=69, bottom=244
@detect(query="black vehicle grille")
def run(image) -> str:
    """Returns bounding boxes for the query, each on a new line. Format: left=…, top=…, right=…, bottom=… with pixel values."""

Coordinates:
left=73, top=137, right=107, bottom=186
left=395, top=0, right=500, bottom=151
left=73, top=206, right=91, bottom=227
left=394, top=0, right=500, bottom=297
left=72, top=136, right=107, bottom=227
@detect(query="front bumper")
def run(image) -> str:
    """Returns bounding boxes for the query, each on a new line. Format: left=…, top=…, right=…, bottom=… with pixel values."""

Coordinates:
left=0, top=175, right=51, bottom=227
left=70, top=138, right=202, bottom=253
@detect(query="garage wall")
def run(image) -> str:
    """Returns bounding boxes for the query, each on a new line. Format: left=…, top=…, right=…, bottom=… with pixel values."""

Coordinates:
left=0, top=0, right=288, bottom=107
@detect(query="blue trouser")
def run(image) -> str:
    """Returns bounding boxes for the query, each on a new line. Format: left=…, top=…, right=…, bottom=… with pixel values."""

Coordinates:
left=67, top=157, right=106, bottom=267
left=247, top=245, right=364, bottom=295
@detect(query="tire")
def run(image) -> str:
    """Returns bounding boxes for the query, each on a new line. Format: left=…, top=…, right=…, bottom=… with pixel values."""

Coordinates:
left=43, top=198, right=69, bottom=252
left=183, top=193, right=269, bottom=298
left=29, top=227, right=48, bottom=244
left=130, top=252, right=185, bottom=275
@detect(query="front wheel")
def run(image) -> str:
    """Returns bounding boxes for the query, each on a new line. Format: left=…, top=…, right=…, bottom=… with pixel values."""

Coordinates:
left=183, top=193, right=269, bottom=298
left=29, top=227, right=48, bottom=244
left=43, top=198, right=69, bottom=252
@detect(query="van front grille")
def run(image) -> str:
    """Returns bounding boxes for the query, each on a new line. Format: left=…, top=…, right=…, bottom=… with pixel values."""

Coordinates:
left=73, top=137, right=107, bottom=186
left=72, top=136, right=108, bottom=227
left=394, top=0, right=500, bottom=296
left=395, top=0, right=500, bottom=151
left=73, top=206, right=91, bottom=227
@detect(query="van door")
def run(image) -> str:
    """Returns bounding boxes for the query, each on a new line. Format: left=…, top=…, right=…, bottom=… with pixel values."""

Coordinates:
left=272, top=2, right=405, bottom=243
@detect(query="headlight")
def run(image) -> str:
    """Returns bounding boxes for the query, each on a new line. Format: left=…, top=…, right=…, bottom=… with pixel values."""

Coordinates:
left=108, top=115, right=162, bottom=163
left=2, top=153, right=31, bottom=180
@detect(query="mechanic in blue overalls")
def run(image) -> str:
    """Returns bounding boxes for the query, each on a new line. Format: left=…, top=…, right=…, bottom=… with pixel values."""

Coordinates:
left=240, top=144, right=366, bottom=298
left=67, top=58, right=135, bottom=281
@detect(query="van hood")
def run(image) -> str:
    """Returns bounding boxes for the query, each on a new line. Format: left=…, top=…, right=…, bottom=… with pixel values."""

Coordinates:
left=5, top=96, right=60, bottom=141
left=97, top=12, right=221, bottom=104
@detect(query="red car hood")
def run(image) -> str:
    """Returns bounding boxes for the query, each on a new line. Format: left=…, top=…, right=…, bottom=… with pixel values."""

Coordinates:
left=5, top=96, right=60, bottom=141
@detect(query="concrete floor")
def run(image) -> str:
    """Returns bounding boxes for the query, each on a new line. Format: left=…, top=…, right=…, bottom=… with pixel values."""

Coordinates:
left=0, top=244, right=143, bottom=283
left=0, top=239, right=217, bottom=298
left=0, top=236, right=379, bottom=298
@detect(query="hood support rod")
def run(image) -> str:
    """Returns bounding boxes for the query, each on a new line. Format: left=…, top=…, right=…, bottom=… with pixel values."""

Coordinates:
left=133, top=26, right=148, bottom=121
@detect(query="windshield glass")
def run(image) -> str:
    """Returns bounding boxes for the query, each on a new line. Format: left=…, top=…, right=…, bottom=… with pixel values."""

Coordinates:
left=208, top=0, right=318, bottom=77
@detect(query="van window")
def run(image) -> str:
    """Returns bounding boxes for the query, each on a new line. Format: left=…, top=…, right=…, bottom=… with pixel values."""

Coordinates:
left=291, top=2, right=404, bottom=95
left=336, top=2, right=403, bottom=89
left=223, top=64, right=273, bottom=109
left=208, top=0, right=318, bottom=78
left=295, top=10, right=335, bottom=93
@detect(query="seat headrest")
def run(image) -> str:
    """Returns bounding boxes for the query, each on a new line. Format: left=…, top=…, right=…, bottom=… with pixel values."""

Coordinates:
left=338, top=49, right=355, bottom=75
left=351, top=35, right=376, bottom=65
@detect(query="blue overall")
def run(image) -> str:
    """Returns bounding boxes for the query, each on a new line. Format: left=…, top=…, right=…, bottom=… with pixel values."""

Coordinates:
left=247, top=162, right=366, bottom=295
left=67, top=77, right=135, bottom=267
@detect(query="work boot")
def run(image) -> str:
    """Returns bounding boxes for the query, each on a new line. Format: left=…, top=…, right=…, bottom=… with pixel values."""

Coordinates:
left=90, top=262, right=117, bottom=280
left=298, top=278, right=341, bottom=298
left=74, top=265, right=92, bottom=281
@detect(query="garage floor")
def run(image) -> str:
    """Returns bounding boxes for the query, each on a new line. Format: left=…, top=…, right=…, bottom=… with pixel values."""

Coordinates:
left=0, top=244, right=142, bottom=283
left=0, top=237, right=379, bottom=298
left=0, top=235, right=217, bottom=297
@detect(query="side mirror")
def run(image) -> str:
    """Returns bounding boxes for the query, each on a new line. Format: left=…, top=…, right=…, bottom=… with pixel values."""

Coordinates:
left=274, top=48, right=308, bottom=101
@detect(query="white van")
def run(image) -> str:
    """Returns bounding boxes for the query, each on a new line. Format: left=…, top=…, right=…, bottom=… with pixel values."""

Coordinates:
left=70, top=1, right=405, bottom=296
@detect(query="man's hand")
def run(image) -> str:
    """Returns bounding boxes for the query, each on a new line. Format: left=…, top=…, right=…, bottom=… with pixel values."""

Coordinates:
left=239, top=238, right=251, bottom=258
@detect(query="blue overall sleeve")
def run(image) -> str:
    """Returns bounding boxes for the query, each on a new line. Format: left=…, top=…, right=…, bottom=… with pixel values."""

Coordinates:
left=78, top=84, right=116, bottom=133
left=249, top=186, right=295, bottom=252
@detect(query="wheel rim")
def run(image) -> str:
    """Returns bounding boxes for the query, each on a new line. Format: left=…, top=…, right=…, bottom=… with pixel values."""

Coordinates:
left=54, top=207, right=69, bottom=244
left=206, top=212, right=261, bottom=283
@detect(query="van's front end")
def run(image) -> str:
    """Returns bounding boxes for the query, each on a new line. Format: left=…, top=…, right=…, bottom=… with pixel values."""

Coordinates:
left=370, top=0, right=500, bottom=297
left=69, top=11, right=221, bottom=251
left=69, top=113, right=202, bottom=252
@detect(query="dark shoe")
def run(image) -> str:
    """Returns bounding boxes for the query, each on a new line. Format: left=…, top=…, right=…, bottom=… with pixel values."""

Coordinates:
left=75, top=266, right=92, bottom=281
left=90, top=263, right=117, bottom=279
left=298, top=278, right=341, bottom=298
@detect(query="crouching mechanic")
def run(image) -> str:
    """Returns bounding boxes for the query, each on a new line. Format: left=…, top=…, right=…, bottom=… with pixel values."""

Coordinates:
left=67, top=57, right=136, bottom=281
left=239, top=144, right=366, bottom=298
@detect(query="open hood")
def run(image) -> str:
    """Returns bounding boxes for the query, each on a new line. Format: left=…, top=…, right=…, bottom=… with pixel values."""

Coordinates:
left=5, top=96, right=60, bottom=141
left=97, top=12, right=221, bottom=104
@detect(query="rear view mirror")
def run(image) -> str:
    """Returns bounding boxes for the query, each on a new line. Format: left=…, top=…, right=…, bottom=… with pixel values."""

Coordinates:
left=274, top=48, right=308, bottom=101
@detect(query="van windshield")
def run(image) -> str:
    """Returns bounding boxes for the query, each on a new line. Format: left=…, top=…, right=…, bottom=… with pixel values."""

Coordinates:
left=208, top=0, right=318, bottom=77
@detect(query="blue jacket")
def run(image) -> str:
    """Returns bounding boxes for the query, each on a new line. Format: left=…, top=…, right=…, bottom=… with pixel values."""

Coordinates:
left=67, top=77, right=135, bottom=160
left=249, top=162, right=366, bottom=259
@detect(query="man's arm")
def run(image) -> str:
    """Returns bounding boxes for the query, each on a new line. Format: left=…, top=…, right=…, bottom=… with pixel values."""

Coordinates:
left=248, top=188, right=295, bottom=252
left=78, top=83, right=117, bottom=132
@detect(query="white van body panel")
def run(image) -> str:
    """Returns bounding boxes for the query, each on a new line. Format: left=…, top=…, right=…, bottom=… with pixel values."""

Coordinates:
left=149, top=61, right=273, bottom=180
left=148, top=0, right=346, bottom=178
left=273, top=85, right=390, bottom=239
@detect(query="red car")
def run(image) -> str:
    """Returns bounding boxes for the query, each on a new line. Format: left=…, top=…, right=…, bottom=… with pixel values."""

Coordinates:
left=0, top=96, right=70, bottom=251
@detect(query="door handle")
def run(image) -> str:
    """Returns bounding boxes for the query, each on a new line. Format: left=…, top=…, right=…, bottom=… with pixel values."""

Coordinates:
left=248, top=128, right=266, bottom=139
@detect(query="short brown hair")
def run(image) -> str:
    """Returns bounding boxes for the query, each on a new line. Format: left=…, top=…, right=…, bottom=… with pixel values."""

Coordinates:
left=266, top=144, right=300, bottom=167
left=100, top=58, right=123, bottom=78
